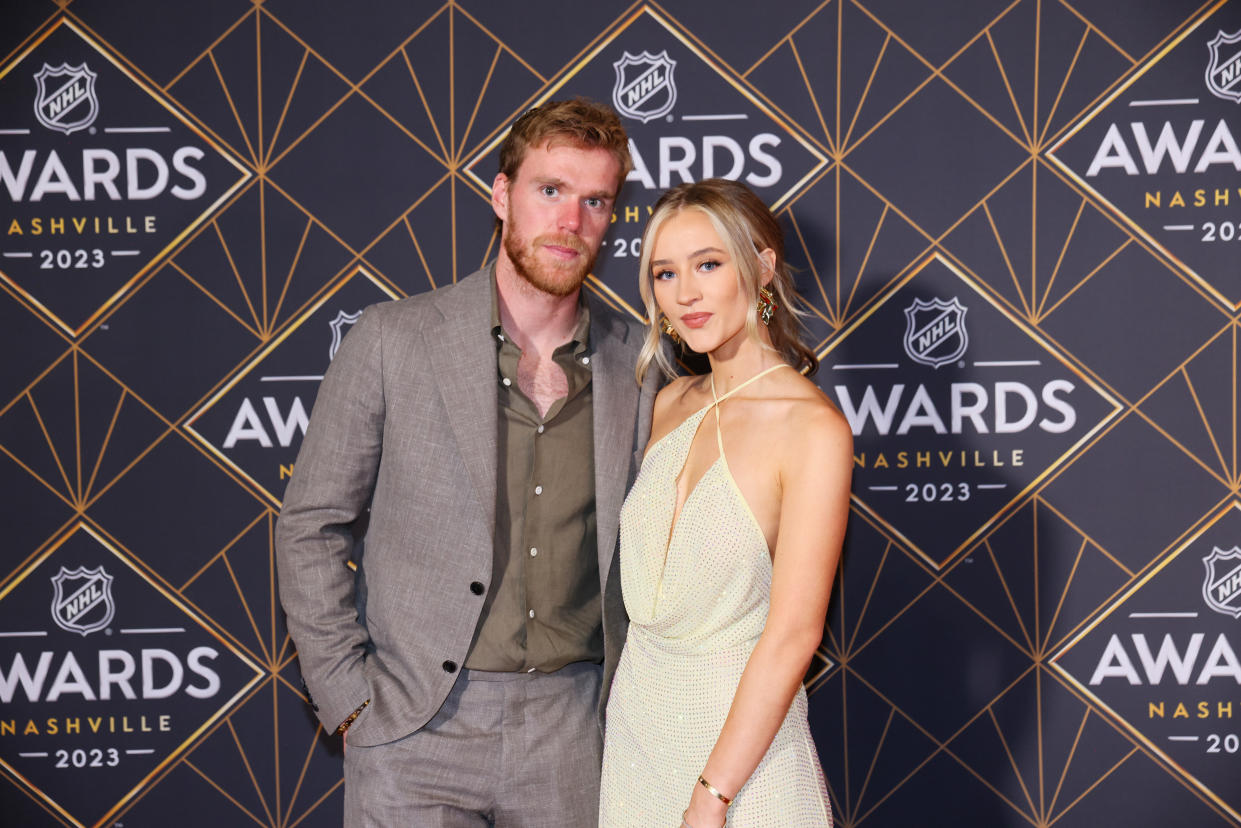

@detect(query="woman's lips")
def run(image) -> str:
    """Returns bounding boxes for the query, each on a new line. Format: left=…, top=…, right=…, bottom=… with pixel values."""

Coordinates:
left=681, top=312, right=712, bottom=329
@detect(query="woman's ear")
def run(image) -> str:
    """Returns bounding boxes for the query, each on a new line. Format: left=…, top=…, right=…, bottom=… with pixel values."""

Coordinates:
left=757, top=248, right=776, bottom=286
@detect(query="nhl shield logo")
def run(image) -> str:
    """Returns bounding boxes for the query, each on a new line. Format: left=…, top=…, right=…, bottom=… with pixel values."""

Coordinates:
left=903, top=297, right=968, bottom=368
left=33, top=62, right=99, bottom=135
left=1202, top=546, right=1241, bottom=618
left=612, top=50, right=677, bottom=123
left=328, top=309, right=363, bottom=361
left=1206, top=30, right=1241, bottom=104
left=50, top=565, right=115, bottom=635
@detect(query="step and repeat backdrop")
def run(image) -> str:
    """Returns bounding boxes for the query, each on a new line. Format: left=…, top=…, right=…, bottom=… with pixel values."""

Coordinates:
left=2, top=0, right=1240, bottom=825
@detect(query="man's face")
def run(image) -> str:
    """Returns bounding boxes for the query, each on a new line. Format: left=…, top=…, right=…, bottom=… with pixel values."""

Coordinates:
left=492, top=141, right=621, bottom=297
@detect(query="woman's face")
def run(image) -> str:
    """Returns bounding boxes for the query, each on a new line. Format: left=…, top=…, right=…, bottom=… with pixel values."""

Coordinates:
left=649, top=209, right=759, bottom=356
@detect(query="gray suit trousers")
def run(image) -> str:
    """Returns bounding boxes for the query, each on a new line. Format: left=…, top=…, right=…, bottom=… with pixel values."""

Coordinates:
left=343, top=663, right=603, bottom=827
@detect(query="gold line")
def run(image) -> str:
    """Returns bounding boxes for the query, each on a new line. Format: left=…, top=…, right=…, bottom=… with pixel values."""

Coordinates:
left=843, top=199, right=887, bottom=323
left=842, top=33, right=890, bottom=153
left=264, top=48, right=310, bottom=168
left=983, top=201, right=1033, bottom=318
left=1047, top=703, right=1091, bottom=818
left=25, top=390, right=75, bottom=501
left=404, top=215, right=437, bottom=290
left=987, top=538, right=1035, bottom=654
left=456, top=43, right=504, bottom=163
left=1039, top=238, right=1130, bottom=321
left=271, top=680, right=284, bottom=827
left=164, top=9, right=256, bottom=89
left=214, top=219, right=263, bottom=333
left=169, top=260, right=263, bottom=340
left=1036, top=498, right=1134, bottom=578
left=282, top=716, right=326, bottom=828
left=401, top=43, right=449, bottom=161
left=228, top=716, right=277, bottom=825
left=222, top=550, right=273, bottom=665
left=1039, top=27, right=1089, bottom=146
left=182, top=757, right=269, bottom=827
left=271, top=211, right=315, bottom=328
left=254, top=9, right=264, bottom=171
left=787, top=37, right=832, bottom=152
left=449, top=4, right=455, bottom=161
left=0, top=444, right=77, bottom=512
left=1234, top=322, right=1237, bottom=484
left=260, top=176, right=269, bottom=332
left=1041, top=535, right=1088, bottom=655
left=208, top=50, right=259, bottom=166
left=834, top=0, right=842, bottom=158
left=785, top=205, right=837, bottom=328
left=986, top=30, right=1032, bottom=146
left=285, top=779, right=345, bottom=828
left=261, top=176, right=360, bottom=257
left=742, top=0, right=833, bottom=77
left=1054, top=0, right=1136, bottom=64
left=846, top=542, right=890, bottom=656
left=450, top=2, right=549, bottom=84
left=83, top=386, right=126, bottom=503
left=1036, top=654, right=1045, bottom=820
left=266, top=513, right=278, bottom=673
left=989, top=705, right=1038, bottom=816
left=1049, top=747, right=1140, bottom=824
left=1033, top=0, right=1042, bottom=146
left=853, top=706, right=895, bottom=817
left=178, top=508, right=274, bottom=594
left=72, top=350, right=82, bottom=505
left=1180, top=366, right=1229, bottom=479
left=352, top=169, right=454, bottom=263
left=1038, top=197, right=1087, bottom=319
left=1127, top=405, right=1230, bottom=489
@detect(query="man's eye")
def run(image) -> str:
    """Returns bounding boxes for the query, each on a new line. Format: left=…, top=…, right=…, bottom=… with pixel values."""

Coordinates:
left=585, top=197, right=602, bottom=209
left=541, top=185, right=558, bottom=197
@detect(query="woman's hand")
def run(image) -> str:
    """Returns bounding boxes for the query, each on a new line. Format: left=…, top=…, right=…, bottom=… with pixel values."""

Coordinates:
left=682, top=782, right=729, bottom=828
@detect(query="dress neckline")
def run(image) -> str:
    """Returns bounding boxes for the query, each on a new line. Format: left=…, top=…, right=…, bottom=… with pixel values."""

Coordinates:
left=708, top=363, right=792, bottom=407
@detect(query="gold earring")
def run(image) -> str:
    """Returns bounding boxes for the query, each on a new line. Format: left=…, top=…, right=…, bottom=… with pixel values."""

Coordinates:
left=757, top=286, right=777, bottom=326
left=660, top=316, right=680, bottom=343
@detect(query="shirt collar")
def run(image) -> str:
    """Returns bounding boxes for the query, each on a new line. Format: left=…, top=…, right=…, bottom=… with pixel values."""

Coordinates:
left=489, top=261, right=592, bottom=355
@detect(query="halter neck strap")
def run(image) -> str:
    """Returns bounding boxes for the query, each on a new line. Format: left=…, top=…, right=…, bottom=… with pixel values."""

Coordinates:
left=709, top=363, right=792, bottom=406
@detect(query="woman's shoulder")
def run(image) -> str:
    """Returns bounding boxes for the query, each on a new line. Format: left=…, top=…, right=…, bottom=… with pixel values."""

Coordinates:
left=769, top=370, right=853, bottom=452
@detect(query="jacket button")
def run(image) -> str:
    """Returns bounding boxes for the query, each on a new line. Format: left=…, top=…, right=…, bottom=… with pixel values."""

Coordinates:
left=470, top=581, right=485, bottom=595
left=442, top=660, right=457, bottom=673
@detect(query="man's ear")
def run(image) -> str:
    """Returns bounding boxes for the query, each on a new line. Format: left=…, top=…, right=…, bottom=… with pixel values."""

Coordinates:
left=491, top=173, right=510, bottom=224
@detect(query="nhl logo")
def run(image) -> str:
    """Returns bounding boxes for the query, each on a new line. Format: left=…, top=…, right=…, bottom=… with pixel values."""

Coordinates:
left=1202, top=546, right=1241, bottom=618
left=1206, top=29, right=1241, bottom=104
left=33, top=62, right=99, bottom=135
left=903, top=297, right=968, bottom=368
left=50, top=565, right=115, bottom=635
left=612, top=50, right=677, bottom=123
left=328, top=309, right=363, bottom=361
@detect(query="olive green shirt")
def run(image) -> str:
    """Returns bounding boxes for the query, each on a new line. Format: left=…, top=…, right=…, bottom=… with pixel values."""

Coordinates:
left=464, top=272, right=601, bottom=672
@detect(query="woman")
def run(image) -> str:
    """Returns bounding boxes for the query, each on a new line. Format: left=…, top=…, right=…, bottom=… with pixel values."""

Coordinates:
left=599, top=179, right=852, bottom=827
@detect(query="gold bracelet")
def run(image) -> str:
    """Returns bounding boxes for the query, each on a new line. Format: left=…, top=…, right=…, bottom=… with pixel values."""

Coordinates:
left=335, top=698, right=370, bottom=735
left=697, top=774, right=734, bottom=807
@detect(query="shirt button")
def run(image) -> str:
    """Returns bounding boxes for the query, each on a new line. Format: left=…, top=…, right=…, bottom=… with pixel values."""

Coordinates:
left=526, top=666, right=536, bottom=673
left=469, top=581, right=485, bottom=595
left=442, top=660, right=457, bottom=673
left=498, top=333, right=505, bottom=341
left=501, top=377, right=511, bottom=387
left=537, top=425, right=544, bottom=434
left=528, top=610, right=535, bottom=618
left=529, top=547, right=538, bottom=557
left=581, top=356, right=590, bottom=365
left=534, top=485, right=543, bottom=495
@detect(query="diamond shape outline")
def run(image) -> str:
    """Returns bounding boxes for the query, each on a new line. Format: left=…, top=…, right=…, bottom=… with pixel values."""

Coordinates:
left=0, top=16, right=253, bottom=338
left=459, top=3, right=830, bottom=320
left=0, top=520, right=265, bottom=828
left=1049, top=498, right=1241, bottom=825
left=183, top=265, right=400, bottom=507
left=1044, top=0, right=1240, bottom=312
left=820, top=252, right=1123, bottom=570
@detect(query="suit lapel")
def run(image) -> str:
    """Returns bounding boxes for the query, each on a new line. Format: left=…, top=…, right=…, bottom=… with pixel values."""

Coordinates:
left=426, top=269, right=498, bottom=541
left=590, top=305, right=640, bottom=590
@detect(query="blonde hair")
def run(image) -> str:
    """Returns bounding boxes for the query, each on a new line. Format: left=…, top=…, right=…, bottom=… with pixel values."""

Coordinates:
left=635, top=178, right=818, bottom=383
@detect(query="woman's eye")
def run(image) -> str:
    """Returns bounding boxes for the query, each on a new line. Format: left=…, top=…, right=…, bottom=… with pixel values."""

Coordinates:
left=654, top=269, right=675, bottom=281
left=699, top=259, right=720, bottom=272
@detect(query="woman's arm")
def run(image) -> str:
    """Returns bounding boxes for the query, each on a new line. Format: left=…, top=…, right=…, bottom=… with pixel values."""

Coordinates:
left=683, top=401, right=853, bottom=827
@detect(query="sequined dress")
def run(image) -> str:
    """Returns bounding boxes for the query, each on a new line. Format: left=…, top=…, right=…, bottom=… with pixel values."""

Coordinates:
left=600, top=365, right=832, bottom=827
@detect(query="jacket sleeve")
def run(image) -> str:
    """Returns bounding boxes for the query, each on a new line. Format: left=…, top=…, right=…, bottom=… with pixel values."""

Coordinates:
left=275, top=304, right=387, bottom=733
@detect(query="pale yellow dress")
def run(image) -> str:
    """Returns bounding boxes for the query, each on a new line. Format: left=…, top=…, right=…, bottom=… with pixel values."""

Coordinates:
left=600, top=364, right=832, bottom=827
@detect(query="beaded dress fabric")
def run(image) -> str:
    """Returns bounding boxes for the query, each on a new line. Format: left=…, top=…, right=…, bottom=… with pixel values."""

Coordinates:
left=600, top=365, right=832, bottom=827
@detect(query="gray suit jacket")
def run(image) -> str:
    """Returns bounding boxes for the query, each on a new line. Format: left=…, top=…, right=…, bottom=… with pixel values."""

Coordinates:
left=275, top=267, right=659, bottom=746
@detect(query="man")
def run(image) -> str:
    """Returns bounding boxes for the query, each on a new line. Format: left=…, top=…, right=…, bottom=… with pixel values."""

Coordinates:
left=275, top=98, right=659, bottom=826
